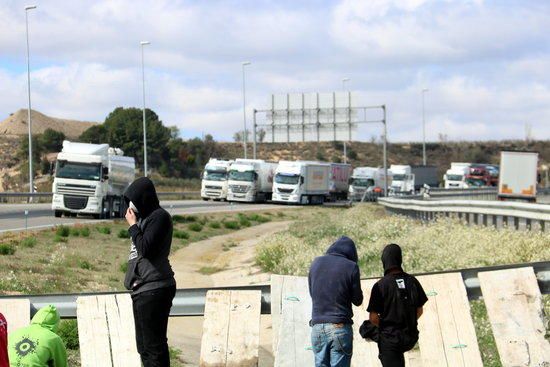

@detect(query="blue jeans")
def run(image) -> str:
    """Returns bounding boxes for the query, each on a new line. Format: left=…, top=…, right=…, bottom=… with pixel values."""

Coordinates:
left=311, top=323, right=353, bottom=367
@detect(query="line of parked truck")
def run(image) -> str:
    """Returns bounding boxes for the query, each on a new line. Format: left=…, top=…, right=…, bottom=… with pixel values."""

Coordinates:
left=47, top=140, right=542, bottom=218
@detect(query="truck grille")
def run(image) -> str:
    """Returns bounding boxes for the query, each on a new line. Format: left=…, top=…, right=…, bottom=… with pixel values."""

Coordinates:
left=57, top=183, right=96, bottom=196
left=205, top=185, right=222, bottom=190
left=64, top=195, right=88, bottom=210
left=278, top=188, right=294, bottom=194
left=229, top=185, right=249, bottom=194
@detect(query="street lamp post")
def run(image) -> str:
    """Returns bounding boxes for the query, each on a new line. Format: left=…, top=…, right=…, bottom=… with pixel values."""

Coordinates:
left=342, top=77, right=350, bottom=91
left=241, top=61, right=251, bottom=159
left=422, top=88, right=429, bottom=166
left=140, top=41, right=150, bottom=176
left=25, top=5, right=37, bottom=196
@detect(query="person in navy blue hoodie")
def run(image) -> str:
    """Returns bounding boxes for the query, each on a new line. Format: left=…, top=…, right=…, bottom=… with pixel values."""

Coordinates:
left=308, top=236, right=363, bottom=367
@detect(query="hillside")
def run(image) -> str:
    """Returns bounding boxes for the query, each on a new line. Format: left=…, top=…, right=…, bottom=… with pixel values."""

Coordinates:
left=0, top=109, right=97, bottom=139
left=218, top=140, right=550, bottom=178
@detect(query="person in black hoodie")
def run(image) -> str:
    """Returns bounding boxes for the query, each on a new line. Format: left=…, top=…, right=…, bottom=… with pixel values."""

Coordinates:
left=123, top=177, right=176, bottom=367
left=366, top=244, right=428, bottom=367
left=308, top=236, right=363, bottom=367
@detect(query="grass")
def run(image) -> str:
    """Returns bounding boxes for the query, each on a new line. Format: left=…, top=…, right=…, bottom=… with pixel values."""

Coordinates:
left=198, top=266, right=224, bottom=275
left=222, top=242, right=238, bottom=252
left=223, top=221, right=240, bottom=230
left=254, top=204, right=550, bottom=367
left=117, top=229, right=130, bottom=239
left=188, top=223, right=203, bottom=232
left=0, top=209, right=291, bottom=295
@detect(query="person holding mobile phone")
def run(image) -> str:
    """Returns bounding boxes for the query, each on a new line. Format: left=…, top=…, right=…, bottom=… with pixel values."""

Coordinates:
left=123, top=177, right=176, bottom=367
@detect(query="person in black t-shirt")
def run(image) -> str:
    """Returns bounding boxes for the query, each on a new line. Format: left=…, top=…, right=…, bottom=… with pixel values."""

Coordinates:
left=366, top=244, right=428, bottom=367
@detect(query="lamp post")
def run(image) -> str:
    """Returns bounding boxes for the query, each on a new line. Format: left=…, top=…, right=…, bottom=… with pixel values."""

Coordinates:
left=140, top=41, right=150, bottom=176
left=342, top=77, right=350, bottom=91
left=422, top=88, right=429, bottom=166
left=241, top=61, right=251, bottom=159
left=25, top=5, right=37, bottom=196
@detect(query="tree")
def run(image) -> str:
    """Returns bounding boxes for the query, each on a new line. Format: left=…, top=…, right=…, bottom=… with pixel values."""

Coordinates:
left=233, top=130, right=249, bottom=143
left=40, top=129, right=65, bottom=152
left=79, top=124, right=107, bottom=144
left=258, top=129, right=266, bottom=143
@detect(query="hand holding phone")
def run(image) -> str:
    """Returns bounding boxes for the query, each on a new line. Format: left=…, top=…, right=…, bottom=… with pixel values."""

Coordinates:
left=126, top=207, right=137, bottom=226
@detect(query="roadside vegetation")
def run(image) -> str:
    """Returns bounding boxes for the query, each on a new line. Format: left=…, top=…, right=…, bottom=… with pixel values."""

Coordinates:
left=255, top=204, right=550, bottom=367
left=0, top=210, right=286, bottom=295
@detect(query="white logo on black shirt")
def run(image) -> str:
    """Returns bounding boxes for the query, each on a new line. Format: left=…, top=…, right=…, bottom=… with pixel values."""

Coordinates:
left=396, top=278, right=406, bottom=289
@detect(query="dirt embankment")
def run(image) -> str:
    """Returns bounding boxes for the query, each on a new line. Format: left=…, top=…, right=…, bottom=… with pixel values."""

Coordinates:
left=168, top=221, right=290, bottom=366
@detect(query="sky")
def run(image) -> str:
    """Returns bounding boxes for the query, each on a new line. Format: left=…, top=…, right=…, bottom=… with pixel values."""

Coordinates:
left=0, top=0, right=549, bottom=142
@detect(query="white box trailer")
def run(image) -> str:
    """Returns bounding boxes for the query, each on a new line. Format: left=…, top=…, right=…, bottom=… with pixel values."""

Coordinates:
left=201, top=158, right=233, bottom=201
left=329, top=163, right=352, bottom=200
left=272, top=161, right=330, bottom=204
left=52, top=141, right=135, bottom=218
left=498, top=151, right=538, bottom=202
left=227, top=159, right=277, bottom=202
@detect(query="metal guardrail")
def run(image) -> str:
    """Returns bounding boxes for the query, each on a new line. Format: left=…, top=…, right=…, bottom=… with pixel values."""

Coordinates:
left=1, top=261, right=548, bottom=319
left=378, top=196, right=550, bottom=231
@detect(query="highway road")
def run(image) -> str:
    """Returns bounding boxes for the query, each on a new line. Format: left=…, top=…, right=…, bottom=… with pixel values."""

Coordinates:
left=0, top=200, right=294, bottom=233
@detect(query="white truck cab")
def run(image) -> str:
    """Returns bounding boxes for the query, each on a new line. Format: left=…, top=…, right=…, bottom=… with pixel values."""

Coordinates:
left=389, top=165, right=414, bottom=194
left=444, top=162, right=471, bottom=188
left=227, top=159, right=277, bottom=203
left=201, top=158, right=233, bottom=201
left=272, top=161, right=330, bottom=204
left=52, top=141, right=135, bottom=218
left=348, top=167, right=391, bottom=201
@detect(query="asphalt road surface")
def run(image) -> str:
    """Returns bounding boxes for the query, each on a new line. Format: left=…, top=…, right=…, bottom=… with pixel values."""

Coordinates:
left=0, top=200, right=294, bottom=233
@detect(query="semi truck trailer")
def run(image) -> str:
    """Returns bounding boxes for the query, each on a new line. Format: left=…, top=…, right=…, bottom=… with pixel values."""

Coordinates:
left=52, top=141, right=135, bottom=219
left=390, top=165, right=438, bottom=194
left=272, top=161, right=330, bottom=204
left=201, top=158, right=233, bottom=201
left=227, top=159, right=277, bottom=203
left=498, top=151, right=538, bottom=202
left=329, top=163, right=352, bottom=201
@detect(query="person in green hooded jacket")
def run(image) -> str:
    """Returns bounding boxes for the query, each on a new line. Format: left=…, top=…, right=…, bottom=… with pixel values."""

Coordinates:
left=8, top=305, right=67, bottom=367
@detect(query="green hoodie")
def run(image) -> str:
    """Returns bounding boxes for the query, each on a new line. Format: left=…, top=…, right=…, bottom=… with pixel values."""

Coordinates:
left=8, top=305, right=67, bottom=367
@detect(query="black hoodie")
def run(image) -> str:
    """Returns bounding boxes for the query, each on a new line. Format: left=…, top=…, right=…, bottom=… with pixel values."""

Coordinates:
left=367, top=244, right=427, bottom=346
left=123, top=177, right=176, bottom=294
left=308, top=236, right=363, bottom=325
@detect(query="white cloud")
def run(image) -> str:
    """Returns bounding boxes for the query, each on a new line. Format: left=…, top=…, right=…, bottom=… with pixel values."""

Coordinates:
left=0, top=0, right=548, bottom=142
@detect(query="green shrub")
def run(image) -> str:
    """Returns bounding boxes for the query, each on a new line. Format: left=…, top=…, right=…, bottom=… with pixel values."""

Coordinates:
left=239, top=218, right=251, bottom=227
left=69, top=227, right=80, bottom=236
left=78, top=259, right=93, bottom=270
left=53, top=235, right=68, bottom=243
left=188, top=223, right=203, bottom=232
left=80, top=227, right=90, bottom=237
left=172, top=215, right=197, bottom=223
left=20, top=237, right=37, bottom=248
left=0, top=243, right=16, bottom=255
left=208, top=221, right=221, bottom=229
left=223, top=221, right=240, bottom=230
left=173, top=230, right=190, bottom=239
left=58, top=320, right=79, bottom=350
left=97, top=226, right=111, bottom=235
left=117, top=229, right=130, bottom=239
left=119, top=262, right=128, bottom=273
left=56, top=225, right=70, bottom=237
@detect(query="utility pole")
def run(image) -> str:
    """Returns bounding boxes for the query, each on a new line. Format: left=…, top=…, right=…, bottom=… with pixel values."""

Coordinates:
left=25, top=5, right=37, bottom=197
left=140, top=41, right=150, bottom=176
left=241, top=61, right=251, bottom=158
left=422, top=88, right=429, bottom=166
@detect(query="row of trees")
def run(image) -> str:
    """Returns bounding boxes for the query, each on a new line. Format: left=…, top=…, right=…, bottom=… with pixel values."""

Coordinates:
left=78, top=107, right=221, bottom=178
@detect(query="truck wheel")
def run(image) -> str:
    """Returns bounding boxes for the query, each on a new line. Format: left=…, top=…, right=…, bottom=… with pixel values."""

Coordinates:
left=202, top=198, right=209, bottom=201
left=54, top=210, right=62, bottom=218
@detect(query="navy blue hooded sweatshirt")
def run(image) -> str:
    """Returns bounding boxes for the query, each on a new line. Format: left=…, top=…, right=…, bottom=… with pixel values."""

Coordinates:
left=308, top=236, right=364, bottom=325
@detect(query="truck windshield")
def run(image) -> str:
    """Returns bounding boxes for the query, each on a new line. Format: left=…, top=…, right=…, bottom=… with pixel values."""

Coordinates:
left=352, top=178, right=374, bottom=187
left=392, top=174, right=406, bottom=181
left=228, top=170, right=255, bottom=182
left=275, top=173, right=300, bottom=185
left=56, top=161, right=101, bottom=181
left=204, top=170, right=227, bottom=181
left=447, top=174, right=463, bottom=181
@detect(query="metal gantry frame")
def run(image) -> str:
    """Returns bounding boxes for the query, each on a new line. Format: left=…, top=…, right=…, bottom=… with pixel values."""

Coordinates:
left=252, top=99, right=389, bottom=196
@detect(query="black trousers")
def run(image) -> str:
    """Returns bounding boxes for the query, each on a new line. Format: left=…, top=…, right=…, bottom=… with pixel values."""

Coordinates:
left=132, top=285, right=176, bottom=367
left=378, top=335, right=405, bottom=367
